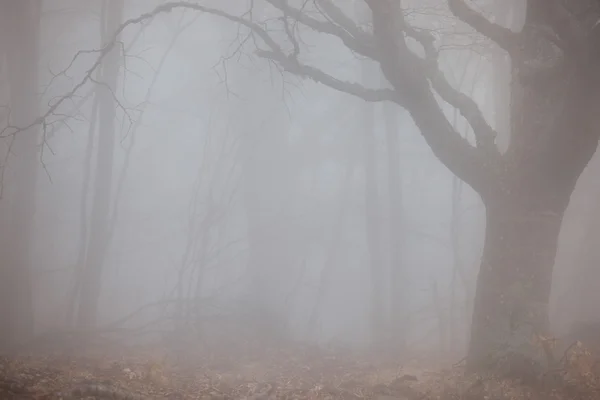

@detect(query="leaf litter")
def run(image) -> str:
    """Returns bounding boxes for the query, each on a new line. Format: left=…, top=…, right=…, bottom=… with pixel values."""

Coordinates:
left=1, top=335, right=600, bottom=399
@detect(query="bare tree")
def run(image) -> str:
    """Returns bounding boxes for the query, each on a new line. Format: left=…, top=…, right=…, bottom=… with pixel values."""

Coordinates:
left=174, top=125, right=242, bottom=323
left=352, top=0, right=388, bottom=347
left=196, top=0, right=599, bottom=373
left=383, top=87, right=406, bottom=354
left=359, top=46, right=387, bottom=349
left=447, top=50, right=483, bottom=357
left=306, top=156, right=355, bottom=338
left=227, top=24, right=294, bottom=341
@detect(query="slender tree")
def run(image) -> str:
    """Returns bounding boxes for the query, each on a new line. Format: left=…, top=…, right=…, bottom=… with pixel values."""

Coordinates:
left=383, top=90, right=406, bottom=354
left=223, top=16, right=293, bottom=340
left=0, top=0, right=42, bottom=348
left=306, top=163, right=355, bottom=337
left=76, top=0, right=124, bottom=328
left=360, top=51, right=387, bottom=348
left=353, top=0, right=388, bottom=347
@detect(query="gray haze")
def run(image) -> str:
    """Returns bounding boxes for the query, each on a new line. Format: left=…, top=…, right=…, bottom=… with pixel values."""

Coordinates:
left=1, top=0, right=599, bottom=365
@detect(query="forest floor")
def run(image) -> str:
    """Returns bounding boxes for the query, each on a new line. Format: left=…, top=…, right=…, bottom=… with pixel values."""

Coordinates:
left=1, top=337, right=599, bottom=399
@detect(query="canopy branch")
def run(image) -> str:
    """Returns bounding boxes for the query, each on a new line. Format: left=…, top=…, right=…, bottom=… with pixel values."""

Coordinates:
left=264, top=0, right=378, bottom=60
left=447, top=0, right=522, bottom=56
left=9, top=0, right=502, bottom=195
left=314, top=0, right=368, bottom=40
left=366, top=0, right=500, bottom=192
left=403, top=25, right=498, bottom=154
left=0, top=1, right=288, bottom=138
left=537, top=0, right=587, bottom=58
left=256, top=49, right=398, bottom=102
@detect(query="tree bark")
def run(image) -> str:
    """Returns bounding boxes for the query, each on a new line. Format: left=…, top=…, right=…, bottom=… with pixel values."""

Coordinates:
left=572, top=189, right=600, bottom=323
left=467, top=30, right=600, bottom=375
left=460, top=0, right=600, bottom=372
left=467, top=192, right=564, bottom=373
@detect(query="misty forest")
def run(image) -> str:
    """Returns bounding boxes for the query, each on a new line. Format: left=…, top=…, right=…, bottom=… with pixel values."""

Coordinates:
left=2, top=0, right=600, bottom=399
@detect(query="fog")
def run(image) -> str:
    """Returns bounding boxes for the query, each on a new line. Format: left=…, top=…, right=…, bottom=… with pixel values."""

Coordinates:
left=2, top=0, right=600, bottom=381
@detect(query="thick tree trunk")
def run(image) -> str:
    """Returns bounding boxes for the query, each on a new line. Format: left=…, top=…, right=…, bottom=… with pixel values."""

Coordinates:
left=465, top=0, right=600, bottom=373
left=465, top=81, right=599, bottom=375
left=467, top=192, right=564, bottom=374
left=572, top=194, right=600, bottom=322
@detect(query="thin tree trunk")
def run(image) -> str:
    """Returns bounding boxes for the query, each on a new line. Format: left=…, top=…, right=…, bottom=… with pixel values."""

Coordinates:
left=354, top=0, right=386, bottom=348
left=362, top=100, right=386, bottom=346
left=383, top=100, right=406, bottom=353
left=76, top=0, right=124, bottom=328
left=0, top=0, right=41, bottom=348
left=243, top=142, right=290, bottom=341
left=307, top=164, right=354, bottom=337
left=66, top=88, right=100, bottom=327
left=240, top=87, right=291, bottom=343
left=430, top=280, right=446, bottom=359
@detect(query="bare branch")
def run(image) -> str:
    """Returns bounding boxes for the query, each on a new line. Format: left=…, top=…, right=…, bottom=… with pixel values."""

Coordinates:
left=365, top=0, right=500, bottom=192
left=447, top=0, right=522, bottom=56
left=1, top=1, right=286, bottom=139
left=535, top=0, right=587, bottom=58
left=279, top=1, right=300, bottom=57
left=256, top=49, right=397, bottom=102
left=403, top=24, right=498, bottom=153
left=314, top=0, right=369, bottom=39
left=264, top=0, right=378, bottom=59
left=13, top=0, right=503, bottom=194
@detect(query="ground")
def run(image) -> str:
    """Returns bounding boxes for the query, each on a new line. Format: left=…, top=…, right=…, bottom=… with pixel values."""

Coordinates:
left=1, top=335, right=599, bottom=399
